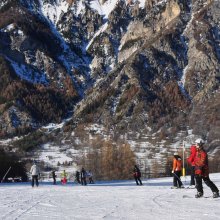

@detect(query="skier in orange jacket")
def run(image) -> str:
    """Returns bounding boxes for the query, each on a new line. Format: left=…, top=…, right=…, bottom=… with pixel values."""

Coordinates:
left=171, top=152, right=183, bottom=189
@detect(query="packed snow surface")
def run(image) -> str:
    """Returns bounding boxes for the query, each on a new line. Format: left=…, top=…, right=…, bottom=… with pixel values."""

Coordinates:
left=0, top=173, right=220, bottom=219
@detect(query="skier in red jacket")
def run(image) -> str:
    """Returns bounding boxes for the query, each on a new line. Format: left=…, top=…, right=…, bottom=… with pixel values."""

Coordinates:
left=187, top=145, right=197, bottom=187
left=133, top=165, right=142, bottom=186
left=194, top=139, right=219, bottom=198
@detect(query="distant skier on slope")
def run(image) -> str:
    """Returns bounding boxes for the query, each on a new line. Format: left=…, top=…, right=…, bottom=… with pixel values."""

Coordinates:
left=133, top=165, right=143, bottom=185
left=51, top=170, right=57, bottom=185
left=187, top=144, right=197, bottom=188
left=171, top=153, right=184, bottom=189
left=194, top=139, right=219, bottom=198
left=81, top=168, right=87, bottom=185
left=87, top=170, right=95, bottom=184
left=61, top=170, right=67, bottom=185
left=75, top=171, right=81, bottom=184
left=30, top=161, right=40, bottom=187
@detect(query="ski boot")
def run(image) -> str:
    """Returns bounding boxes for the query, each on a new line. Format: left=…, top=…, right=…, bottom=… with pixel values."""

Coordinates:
left=195, top=192, right=203, bottom=198
left=213, top=192, right=219, bottom=198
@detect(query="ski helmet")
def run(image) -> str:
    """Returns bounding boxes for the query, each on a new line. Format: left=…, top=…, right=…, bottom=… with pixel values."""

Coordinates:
left=195, top=138, right=205, bottom=146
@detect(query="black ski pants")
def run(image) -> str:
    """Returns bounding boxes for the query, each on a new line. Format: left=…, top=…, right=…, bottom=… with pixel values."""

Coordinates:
left=190, top=166, right=195, bottom=185
left=173, top=171, right=183, bottom=187
left=89, top=177, right=94, bottom=184
left=195, top=175, right=219, bottom=194
left=53, top=177, right=56, bottom=185
left=32, top=175, right=39, bottom=187
left=81, top=177, right=87, bottom=185
left=76, top=177, right=81, bottom=184
left=134, top=176, right=142, bottom=185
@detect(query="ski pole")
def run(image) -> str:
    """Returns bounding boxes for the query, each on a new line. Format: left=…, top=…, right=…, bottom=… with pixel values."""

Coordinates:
left=173, top=172, right=184, bottom=186
left=1, top=167, right=11, bottom=183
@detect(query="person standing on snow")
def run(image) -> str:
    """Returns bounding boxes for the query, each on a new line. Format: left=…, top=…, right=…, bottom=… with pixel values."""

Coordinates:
left=75, top=171, right=81, bottom=184
left=80, top=167, right=87, bottom=185
left=171, top=153, right=184, bottom=189
left=187, top=144, right=197, bottom=188
left=61, top=170, right=68, bottom=184
left=30, top=161, right=40, bottom=187
left=87, top=170, right=95, bottom=184
left=51, top=170, right=57, bottom=185
left=194, top=139, right=219, bottom=198
left=133, top=165, right=143, bottom=185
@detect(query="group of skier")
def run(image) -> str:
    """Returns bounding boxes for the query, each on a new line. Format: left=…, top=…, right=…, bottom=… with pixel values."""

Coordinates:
left=171, top=138, right=219, bottom=198
left=30, top=165, right=95, bottom=187
left=29, top=138, right=219, bottom=198
left=75, top=168, right=95, bottom=185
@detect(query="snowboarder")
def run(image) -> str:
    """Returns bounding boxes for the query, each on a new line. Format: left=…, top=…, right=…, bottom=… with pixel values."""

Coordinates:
left=30, top=161, right=40, bottom=187
left=133, top=165, right=142, bottom=185
left=194, top=139, right=219, bottom=198
left=87, top=170, right=95, bottom=184
left=81, top=167, right=87, bottom=185
left=61, top=170, right=67, bottom=185
left=51, top=170, right=57, bottom=185
left=171, top=153, right=184, bottom=189
left=75, top=171, right=81, bottom=184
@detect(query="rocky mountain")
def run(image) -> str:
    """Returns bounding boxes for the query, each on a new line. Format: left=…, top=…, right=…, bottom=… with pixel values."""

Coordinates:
left=0, top=0, right=219, bottom=176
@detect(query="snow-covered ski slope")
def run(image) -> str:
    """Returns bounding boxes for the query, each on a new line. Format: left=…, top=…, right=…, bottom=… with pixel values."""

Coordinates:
left=0, top=173, right=220, bottom=220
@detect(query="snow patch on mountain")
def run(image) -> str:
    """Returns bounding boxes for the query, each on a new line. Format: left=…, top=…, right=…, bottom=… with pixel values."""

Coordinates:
left=39, top=143, right=74, bottom=166
left=39, top=0, right=69, bottom=24
left=86, top=22, right=108, bottom=51
left=7, top=57, right=49, bottom=85
left=90, top=0, right=146, bottom=19
left=42, top=115, right=72, bottom=132
left=90, top=0, right=118, bottom=19
left=71, top=0, right=86, bottom=16
left=0, top=0, right=7, bottom=8
left=2, top=24, right=15, bottom=32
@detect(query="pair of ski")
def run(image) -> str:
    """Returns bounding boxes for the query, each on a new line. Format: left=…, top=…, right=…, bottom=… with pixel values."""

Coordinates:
left=183, top=195, right=219, bottom=199
left=170, top=185, right=196, bottom=189
left=171, top=186, right=194, bottom=189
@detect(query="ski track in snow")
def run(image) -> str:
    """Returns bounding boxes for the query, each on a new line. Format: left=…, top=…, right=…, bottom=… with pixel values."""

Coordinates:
left=0, top=174, right=220, bottom=220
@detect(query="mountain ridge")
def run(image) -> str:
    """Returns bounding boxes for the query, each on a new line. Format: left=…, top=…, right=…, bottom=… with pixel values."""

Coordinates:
left=0, top=0, right=219, bottom=174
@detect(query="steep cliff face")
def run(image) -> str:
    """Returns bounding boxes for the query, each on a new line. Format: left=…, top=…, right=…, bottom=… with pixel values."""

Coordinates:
left=70, top=0, right=219, bottom=163
left=0, top=0, right=219, bottom=172
left=0, top=0, right=88, bottom=135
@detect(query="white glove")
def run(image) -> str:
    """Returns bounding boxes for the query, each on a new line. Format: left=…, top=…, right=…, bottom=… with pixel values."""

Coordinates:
left=172, top=170, right=174, bottom=173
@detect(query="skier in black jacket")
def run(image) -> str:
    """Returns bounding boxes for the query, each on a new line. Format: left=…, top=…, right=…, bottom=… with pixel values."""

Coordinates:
left=133, top=165, right=142, bottom=185
left=75, top=171, right=81, bottom=184
left=81, top=168, right=87, bottom=185
left=51, top=171, right=56, bottom=185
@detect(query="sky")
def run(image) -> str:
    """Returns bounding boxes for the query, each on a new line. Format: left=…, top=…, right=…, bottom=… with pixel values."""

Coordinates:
left=0, top=173, right=219, bottom=220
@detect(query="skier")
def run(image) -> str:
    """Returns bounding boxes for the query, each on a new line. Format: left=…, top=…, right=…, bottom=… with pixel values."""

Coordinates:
left=194, top=139, right=219, bottom=198
left=30, top=161, right=40, bottom=187
left=61, top=170, right=67, bottom=185
left=51, top=170, right=57, bottom=185
left=133, top=165, right=142, bottom=185
left=187, top=144, right=197, bottom=188
left=80, top=167, right=87, bottom=185
left=171, top=152, right=184, bottom=189
left=75, top=171, right=81, bottom=184
left=87, top=170, right=95, bottom=184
